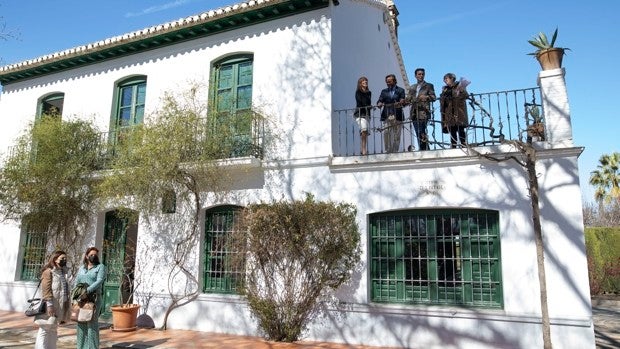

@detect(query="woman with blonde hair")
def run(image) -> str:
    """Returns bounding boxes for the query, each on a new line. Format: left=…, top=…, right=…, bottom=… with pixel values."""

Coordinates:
left=354, top=76, right=372, bottom=155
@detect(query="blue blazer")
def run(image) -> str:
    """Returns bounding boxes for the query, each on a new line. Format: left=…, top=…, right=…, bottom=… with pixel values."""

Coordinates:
left=377, top=85, right=406, bottom=121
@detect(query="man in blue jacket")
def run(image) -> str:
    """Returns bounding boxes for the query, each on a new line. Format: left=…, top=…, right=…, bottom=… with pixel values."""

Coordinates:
left=377, top=74, right=406, bottom=153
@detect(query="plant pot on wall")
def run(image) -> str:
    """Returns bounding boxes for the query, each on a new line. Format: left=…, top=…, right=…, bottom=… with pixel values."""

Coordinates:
left=527, top=122, right=546, bottom=141
left=111, top=304, right=140, bottom=332
left=527, top=28, right=569, bottom=71
left=536, top=48, right=564, bottom=70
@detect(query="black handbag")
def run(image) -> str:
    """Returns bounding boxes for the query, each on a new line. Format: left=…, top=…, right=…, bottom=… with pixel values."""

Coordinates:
left=25, top=279, right=47, bottom=317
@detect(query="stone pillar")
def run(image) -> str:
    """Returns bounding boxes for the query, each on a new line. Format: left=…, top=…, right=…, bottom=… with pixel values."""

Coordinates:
left=537, top=68, right=573, bottom=147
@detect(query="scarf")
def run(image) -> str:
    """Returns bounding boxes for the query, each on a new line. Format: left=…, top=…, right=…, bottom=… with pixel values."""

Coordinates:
left=52, top=267, right=69, bottom=302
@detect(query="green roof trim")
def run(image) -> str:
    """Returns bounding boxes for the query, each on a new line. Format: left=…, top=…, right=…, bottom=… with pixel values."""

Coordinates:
left=0, top=0, right=329, bottom=85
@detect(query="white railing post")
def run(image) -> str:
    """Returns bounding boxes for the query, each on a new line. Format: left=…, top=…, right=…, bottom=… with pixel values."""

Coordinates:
left=537, top=68, right=573, bottom=147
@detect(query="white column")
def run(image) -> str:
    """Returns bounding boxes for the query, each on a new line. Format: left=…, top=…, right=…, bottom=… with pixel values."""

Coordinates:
left=537, top=68, right=573, bottom=147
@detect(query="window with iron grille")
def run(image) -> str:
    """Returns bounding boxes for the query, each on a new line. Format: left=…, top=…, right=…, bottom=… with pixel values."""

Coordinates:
left=203, top=205, right=243, bottom=293
left=20, top=227, right=48, bottom=281
left=369, top=209, right=502, bottom=308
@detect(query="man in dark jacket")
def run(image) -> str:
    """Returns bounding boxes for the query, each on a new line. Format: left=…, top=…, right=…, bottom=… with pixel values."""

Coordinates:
left=407, top=68, right=436, bottom=151
left=377, top=74, right=406, bottom=153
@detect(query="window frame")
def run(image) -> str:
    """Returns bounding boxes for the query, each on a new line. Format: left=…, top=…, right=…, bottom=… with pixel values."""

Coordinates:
left=209, top=54, right=255, bottom=158
left=369, top=208, right=503, bottom=308
left=19, top=220, right=48, bottom=281
left=111, top=76, right=147, bottom=131
left=37, top=92, right=65, bottom=119
left=203, top=205, right=244, bottom=294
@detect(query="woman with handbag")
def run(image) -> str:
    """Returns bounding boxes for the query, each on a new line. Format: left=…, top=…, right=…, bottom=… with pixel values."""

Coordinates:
left=75, top=247, right=107, bottom=349
left=34, top=250, right=70, bottom=349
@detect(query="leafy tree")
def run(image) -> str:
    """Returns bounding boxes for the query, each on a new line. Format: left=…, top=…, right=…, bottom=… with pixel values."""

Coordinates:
left=0, top=116, right=101, bottom=269
left=230, top=194, right=361, bottom=342
left=97, top=83, right=261, bottom=329
left=590, top=152, right=620, bottom=205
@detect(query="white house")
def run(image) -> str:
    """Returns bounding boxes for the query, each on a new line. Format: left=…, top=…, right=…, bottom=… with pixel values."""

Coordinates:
left=0, top=0, right=595, bottom=348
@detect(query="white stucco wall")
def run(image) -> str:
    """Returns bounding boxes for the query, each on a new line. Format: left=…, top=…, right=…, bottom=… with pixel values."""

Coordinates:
left=0, top=1, right=594, bottom=348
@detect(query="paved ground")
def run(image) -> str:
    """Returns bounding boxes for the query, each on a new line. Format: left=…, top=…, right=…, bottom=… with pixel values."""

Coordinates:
left=591, top=295, right=620, bottom=349
left=1, top=297, right=617, bottom=348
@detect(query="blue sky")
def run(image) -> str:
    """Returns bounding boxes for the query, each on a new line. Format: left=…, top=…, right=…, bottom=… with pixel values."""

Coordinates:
left=0, top=0, right=617, bottom=203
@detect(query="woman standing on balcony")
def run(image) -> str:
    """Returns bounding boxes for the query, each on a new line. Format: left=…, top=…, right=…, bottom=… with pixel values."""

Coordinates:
left=440, top=73, right=469, bottom=148
left=354, top=76, right=372, bottom=155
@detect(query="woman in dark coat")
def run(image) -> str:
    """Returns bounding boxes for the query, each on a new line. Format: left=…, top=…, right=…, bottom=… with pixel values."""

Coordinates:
left=440, top=73, right=469, bottom=148
left=354, top=76, right=372, bottom=155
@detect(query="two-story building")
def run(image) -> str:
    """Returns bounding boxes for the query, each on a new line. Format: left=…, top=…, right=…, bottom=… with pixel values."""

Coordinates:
left=0, top=0, right=595, bottom=348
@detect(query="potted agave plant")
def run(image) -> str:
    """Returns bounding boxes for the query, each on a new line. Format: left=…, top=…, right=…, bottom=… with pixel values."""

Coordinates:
left=527, top=27, right=570, bottom=70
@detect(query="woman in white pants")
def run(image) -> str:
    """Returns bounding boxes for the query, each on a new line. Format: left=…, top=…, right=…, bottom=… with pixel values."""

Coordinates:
left=34, top=250, right=71, bottom=349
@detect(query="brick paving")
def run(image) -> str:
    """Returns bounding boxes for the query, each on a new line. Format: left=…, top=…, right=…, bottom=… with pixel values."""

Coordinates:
left=0, top=310, right=395, bottom=349
left=1, top=297, right=618, bottom=348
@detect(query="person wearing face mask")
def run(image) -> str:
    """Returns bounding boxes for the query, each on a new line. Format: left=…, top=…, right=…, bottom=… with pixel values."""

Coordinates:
left=75, top=247, right=106, bottom=349
left=34, top=250, right=71, bottom=349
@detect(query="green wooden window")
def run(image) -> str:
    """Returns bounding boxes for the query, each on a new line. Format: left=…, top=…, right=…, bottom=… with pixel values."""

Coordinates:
left=203, top=205, right=243, bottom=294
left=369, top=209, right=503, bottom=308
left=20, top=226, right=48, bottom=281
left=211, top=55, right=254, bottom=157
left=115, top=77, right=146, bottom=129
left=109, top=76, right=146, bottom=151
left=38, top=93, right=64, bottom=119
left=213, top=55, right=253, bottom=114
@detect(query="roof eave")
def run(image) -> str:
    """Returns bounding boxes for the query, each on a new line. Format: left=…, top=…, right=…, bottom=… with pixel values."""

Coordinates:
left=0, top=0, right=329, bottom=85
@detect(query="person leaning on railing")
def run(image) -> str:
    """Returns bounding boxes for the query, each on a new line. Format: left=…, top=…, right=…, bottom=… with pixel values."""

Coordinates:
left=406, top=68, right=436, bottom=151
left=377, top=74, right=406, bottom=153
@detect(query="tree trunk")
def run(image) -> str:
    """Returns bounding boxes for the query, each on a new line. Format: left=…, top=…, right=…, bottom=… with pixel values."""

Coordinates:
left=525, top=148, right=552, bottom=349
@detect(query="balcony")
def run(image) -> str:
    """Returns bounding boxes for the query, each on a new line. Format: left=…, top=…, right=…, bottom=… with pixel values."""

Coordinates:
left=94, top=112, right=265, bottom=169
left=333, top=87, right=543, bottom=157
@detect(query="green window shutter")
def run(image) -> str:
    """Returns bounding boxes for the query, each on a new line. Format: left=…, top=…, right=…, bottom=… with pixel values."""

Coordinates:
left=116, top=78, right=147, bottom=129
left=109, top=76, right=147, bottom=151
left=369, top=209, right=502, bottom=308
left=210, top=54, right=254, bottom=158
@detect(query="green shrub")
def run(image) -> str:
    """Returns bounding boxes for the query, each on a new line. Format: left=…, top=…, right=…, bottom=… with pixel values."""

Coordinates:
left=231, top=194, right=361, bottom=342
left=585, top=227, right=620, bottom=294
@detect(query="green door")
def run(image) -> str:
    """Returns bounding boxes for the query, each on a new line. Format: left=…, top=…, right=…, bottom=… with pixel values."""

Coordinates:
left=101, top=210, right=138, bottom=319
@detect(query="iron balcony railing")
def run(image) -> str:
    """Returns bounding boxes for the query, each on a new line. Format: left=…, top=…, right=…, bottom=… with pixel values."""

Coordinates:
left=333, top=87, right=543, bottom=157
left=95, top=112, right=265, bottom=169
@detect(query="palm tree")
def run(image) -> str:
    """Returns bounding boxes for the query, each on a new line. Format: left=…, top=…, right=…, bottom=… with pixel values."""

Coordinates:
left=589, top=152, right=620, bottom=204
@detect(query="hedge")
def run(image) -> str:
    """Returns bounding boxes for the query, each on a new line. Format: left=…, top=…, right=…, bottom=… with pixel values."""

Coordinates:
left=585, top=227, right=620, bottom=295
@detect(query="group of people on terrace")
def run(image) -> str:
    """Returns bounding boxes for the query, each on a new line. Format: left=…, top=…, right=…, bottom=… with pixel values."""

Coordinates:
left=354, top=68, right=469, bottom=155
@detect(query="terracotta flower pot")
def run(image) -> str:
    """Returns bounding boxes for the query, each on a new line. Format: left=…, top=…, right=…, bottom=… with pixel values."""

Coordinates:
left=111, top=304, right=140, bottom=332
left=527, top=122, right=546, bottom=140
left=536, top=48, right=564, bottom=70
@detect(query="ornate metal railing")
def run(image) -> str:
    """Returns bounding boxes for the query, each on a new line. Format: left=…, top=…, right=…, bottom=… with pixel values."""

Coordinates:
left=95, top=113, right=265, bottom=169
left=333, top=87, right=542, bottom=157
